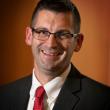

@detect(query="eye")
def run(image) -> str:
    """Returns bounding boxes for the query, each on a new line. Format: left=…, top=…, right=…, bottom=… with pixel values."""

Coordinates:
left=40, top=30, right=49, bottom=36
left=55, top=31, right=73, bottom=39
left=32, top=28, right=49, bottom=35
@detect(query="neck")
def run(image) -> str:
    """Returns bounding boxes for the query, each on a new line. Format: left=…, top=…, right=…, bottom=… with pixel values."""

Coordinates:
left=33, top=62, right=69, bottom=85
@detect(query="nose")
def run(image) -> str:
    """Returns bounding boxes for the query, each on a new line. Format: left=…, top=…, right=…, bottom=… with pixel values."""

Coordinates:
left=45, top=34, right=58, bottom=48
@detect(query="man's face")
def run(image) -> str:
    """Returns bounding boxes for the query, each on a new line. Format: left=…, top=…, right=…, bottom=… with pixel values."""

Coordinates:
left=26, top=10, right=83, bottom=75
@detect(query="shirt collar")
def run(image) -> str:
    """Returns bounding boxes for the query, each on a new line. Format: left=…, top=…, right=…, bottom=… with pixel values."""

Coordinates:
left=30, top=64, right=71, bottom=100
left=44, top=64, right=71, bottom=101
left=29, top=70, right=41, bottom=98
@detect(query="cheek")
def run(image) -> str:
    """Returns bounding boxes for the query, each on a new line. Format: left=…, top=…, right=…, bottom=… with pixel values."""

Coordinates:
left=31, top=40, right=47, bottom=58
left=31, top=40, right=40, bottom=55
left=61, top=39, right=75, bottom=51
left=62, top=40, right=76, bottom=60
left=32, top=40, right=43, bottom=49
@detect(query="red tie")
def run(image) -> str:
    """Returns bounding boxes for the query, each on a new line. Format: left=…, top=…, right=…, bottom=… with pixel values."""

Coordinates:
left=33, top=86, right=45, bottom=110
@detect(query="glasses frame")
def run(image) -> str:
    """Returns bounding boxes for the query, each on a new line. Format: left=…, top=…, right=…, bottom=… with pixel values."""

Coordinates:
left=31, top=27, right=79, bottom=41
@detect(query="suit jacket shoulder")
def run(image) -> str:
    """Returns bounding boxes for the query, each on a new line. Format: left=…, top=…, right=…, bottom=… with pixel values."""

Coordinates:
left=0, top=75, right=32, bottom=110
left=53, top=64, right=110, bottom=110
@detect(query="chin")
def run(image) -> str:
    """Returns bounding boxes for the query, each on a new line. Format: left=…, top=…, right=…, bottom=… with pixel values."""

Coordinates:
left=42, top=61, right=66, bottom=72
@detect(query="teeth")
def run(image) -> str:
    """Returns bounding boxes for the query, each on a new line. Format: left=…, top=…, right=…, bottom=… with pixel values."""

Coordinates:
left=42, top=50, right=59, bottom=56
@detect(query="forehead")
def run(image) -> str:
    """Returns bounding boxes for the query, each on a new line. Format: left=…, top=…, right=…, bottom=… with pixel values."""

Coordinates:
left=32, top=10, right=74, bottom=31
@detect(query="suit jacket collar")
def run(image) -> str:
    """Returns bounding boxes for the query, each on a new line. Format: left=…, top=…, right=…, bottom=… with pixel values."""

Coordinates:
left=53, top=64, right=82, bottom=110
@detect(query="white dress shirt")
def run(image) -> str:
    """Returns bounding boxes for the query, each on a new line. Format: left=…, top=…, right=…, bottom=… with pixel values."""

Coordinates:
left=27, top=65, right=71, bottom=110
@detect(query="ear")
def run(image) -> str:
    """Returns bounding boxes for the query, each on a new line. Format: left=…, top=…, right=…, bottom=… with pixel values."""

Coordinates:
left=25, top=27, right=33, bottom=46
left=74, top=33, right=84, bottom=52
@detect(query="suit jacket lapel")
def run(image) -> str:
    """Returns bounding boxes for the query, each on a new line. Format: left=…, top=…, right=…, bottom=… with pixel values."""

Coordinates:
left=18, top=75, right=32, bottom=110
left=53, top=65, right=82, bottom=110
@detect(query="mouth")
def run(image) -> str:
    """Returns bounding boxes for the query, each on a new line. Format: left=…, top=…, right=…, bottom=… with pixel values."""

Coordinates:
left=41, top=50, right=61, bottom=56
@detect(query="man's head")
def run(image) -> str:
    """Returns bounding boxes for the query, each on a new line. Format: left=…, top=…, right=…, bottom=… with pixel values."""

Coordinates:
left=25, top=0, right=83, bottom=78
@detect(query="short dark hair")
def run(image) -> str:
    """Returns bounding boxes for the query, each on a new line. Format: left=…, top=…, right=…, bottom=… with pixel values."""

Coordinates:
left=31, top=0, right=81, bottom=33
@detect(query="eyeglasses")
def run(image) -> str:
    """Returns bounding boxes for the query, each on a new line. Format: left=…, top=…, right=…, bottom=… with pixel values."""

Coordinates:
left=31, top=27, right=79, bottom=41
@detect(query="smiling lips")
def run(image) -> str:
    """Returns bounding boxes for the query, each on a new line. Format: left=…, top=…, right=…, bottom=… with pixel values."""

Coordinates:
left=41, top=50, right=61, bottom=56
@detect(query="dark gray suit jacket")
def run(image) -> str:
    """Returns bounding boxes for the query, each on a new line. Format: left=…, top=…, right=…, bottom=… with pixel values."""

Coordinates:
left=0, top=64, right=110, bottom=110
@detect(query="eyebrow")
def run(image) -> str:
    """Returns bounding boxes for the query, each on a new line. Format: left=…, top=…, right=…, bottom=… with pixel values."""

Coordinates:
left=32, top=27, right=72, bottom=33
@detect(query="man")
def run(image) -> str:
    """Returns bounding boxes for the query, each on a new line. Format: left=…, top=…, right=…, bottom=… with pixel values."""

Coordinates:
left=0, top=0, right=110, bottom=110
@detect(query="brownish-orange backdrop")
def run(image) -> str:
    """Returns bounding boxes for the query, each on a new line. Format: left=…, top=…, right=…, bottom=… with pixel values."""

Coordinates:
left=0, top=0, right=110, bottom=86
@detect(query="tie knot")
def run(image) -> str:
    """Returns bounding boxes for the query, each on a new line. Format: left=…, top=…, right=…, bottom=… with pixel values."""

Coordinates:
left=35, top=86, right=45, bottom=98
